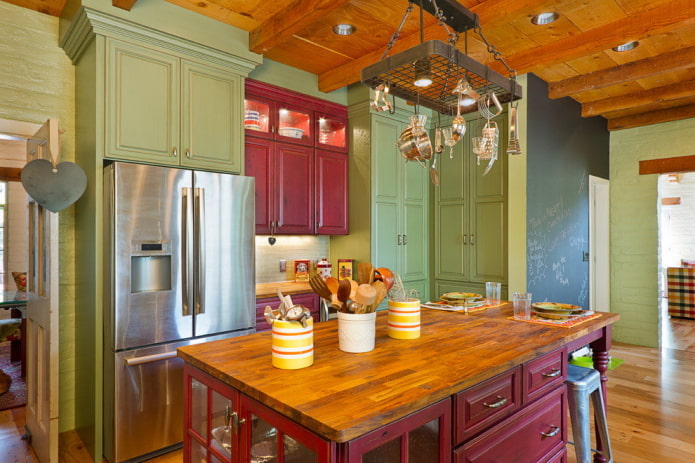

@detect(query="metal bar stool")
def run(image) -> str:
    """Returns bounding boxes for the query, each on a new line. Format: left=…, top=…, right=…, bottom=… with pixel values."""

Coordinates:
left=566, top=364, right=613, bottom=463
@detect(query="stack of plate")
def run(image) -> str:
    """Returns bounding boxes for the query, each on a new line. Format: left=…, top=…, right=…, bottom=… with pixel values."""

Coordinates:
left=531, top=302, right=592, bottom=320
left=440, top=292, right=485, bottom=308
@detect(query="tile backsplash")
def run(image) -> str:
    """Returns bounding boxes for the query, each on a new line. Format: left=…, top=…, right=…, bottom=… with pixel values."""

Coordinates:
left=255, top=235, right=330, bottom=283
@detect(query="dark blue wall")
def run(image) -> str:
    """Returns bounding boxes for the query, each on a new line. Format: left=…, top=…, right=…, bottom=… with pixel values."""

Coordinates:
left=526, top=74, right=609, bottom=308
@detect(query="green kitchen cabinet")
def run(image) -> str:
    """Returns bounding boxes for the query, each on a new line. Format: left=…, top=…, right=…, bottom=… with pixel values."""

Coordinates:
left=106, top=38, right=243, bottom=173
left=331, top=87, right=429, bottom=303
left=434, top=114, right=508, bottom=298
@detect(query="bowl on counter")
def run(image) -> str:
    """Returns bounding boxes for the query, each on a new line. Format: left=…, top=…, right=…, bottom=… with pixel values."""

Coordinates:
left=278, top=127, right=304, bottom=139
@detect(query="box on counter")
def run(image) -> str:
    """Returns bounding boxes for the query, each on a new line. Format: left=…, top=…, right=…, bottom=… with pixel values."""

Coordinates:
left=338, top=259, right=353, bottom=280
left=294, top=259, right=311, bottom=282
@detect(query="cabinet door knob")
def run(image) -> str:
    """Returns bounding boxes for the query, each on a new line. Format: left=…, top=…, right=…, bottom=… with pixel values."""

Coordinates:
left=397, top=234, right=402, bottom=245
left=470, top=234, right=475, bottom=245
left=463, top=234, right=468, bottom=245
left=172, top=147, right=178, bottom=158
left=402, top=234, right=407, bottom=245
left=231, top=411, right=246, bottom=432
left=186, top=149, right=191, bottom=158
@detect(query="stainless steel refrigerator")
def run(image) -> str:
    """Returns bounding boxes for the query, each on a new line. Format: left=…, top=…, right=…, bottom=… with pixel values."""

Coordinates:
left=103, top=162, right=255, bottom=463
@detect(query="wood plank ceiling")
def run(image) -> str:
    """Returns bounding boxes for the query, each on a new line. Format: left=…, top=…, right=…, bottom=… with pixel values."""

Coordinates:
left=7, top=0, right=695, bottom=130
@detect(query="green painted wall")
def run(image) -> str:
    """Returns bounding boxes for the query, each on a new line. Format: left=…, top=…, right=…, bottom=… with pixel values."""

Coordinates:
left=249, top=58, right=348, bottom=105
left=0, top=2, right=77, bottom=431
left=610, top=118, right=695, bottom=347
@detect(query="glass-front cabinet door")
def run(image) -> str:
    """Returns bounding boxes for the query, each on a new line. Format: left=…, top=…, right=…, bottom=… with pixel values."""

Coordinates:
left=277, top=103, right=313, bottom=146
left=244, top=95, right=273, bottom=138
left=240, top=394, right=333, bottom=463
left=345, top=399, right=451, bottom=463
left=316, top=113, right=348, bottom=152
left=185, top=364, right=240, bottom=463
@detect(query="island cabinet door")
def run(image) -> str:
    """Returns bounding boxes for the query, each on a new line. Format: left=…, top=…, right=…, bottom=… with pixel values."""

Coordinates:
left=343, top=398, right=451, bottom=463
left=239, top=394, right=335, bottom=463
left=184, top=364, right=240, bottom=463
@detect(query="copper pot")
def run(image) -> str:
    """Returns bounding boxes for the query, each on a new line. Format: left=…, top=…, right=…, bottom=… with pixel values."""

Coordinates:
left=397, top=127, right=432, bottom=162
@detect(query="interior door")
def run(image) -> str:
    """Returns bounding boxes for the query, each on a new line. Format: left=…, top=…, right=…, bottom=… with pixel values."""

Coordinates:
left=25, top=118, right=60, bottom=462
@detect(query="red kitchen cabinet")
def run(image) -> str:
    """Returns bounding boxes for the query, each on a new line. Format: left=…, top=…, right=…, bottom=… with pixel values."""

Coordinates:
left=184, top=364, right=334, bottom=463
left=343, top=398, right=451, bottom=463
left=255, top=292, right=320, bottom=332
left=454, top=385, right=566, bottom=463
left=246, top=137, right=315, bottom=235
left=245, top=79, right=349, bottom=236
left=316, top=149, right=349, bottom=235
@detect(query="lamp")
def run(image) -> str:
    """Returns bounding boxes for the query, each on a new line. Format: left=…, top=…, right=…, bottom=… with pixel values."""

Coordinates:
left=413, top=58, right=433, bottom=87
left=361, top=0, right=522, bottom=116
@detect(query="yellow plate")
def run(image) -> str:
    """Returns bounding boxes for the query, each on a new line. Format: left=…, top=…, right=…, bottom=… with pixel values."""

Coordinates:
left=441, top=292, right=482, bottom=301
left=531, top=302, right=581, bottom=314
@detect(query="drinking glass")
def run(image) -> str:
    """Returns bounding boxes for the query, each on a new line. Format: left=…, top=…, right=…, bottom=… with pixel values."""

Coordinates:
left=513, top=292, right=533, bottom=320
left=485, top=282, right=501, bottom=305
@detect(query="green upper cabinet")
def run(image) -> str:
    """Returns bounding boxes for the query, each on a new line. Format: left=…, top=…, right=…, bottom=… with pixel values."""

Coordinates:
left=106, top=38, right=243, bottom=173
left=434, top=114, right=508, bottom=295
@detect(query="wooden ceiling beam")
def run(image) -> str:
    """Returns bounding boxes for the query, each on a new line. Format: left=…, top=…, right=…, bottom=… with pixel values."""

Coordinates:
left=113, top=0, right=139, bottom=12
left=550, top=47, right=695, bottom=99
left=582, top=79, right=695, bottom=117
left=608, top=103, right=695, bottom=131
left=250, top=0, right=350, bottom=54
left=318, top=0, right=542, bottom=93
left=506, top=0, right=695, bottom=76
left=0, top=167, right=22, bottom=182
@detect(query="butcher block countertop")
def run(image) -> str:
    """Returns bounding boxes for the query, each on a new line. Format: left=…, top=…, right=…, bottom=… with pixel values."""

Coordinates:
left=256, top=281, right=312, bottom=299
left=177, top=303, right=619, bottom=443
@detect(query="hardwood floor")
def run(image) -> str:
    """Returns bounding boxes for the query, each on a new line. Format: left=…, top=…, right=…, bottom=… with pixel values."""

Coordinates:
left=2, top=317, right=694, bottom=462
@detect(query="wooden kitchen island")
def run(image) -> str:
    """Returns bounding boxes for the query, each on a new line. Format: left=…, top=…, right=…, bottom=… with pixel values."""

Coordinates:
left=178, top=303, right=619, bottom=463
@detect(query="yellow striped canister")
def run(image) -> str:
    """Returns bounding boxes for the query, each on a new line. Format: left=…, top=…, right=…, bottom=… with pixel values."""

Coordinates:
left=387, top=298, right=421, bottom=339
left=271, top=318, right=314, bottom=369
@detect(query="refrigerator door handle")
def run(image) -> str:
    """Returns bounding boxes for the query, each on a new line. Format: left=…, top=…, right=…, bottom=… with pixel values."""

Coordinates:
left=182, top=188, right=192, bottom=316
left=124, top=351, right=178, bottom=366
left=194, top=187, right=205, bottom=315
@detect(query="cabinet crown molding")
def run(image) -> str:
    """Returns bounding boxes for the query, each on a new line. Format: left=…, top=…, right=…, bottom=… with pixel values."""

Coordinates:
left=61, top=7, right=260, bottom=75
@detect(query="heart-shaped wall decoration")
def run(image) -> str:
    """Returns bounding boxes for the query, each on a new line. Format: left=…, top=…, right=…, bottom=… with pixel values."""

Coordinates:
left=21, top=159, right=88, bottom=213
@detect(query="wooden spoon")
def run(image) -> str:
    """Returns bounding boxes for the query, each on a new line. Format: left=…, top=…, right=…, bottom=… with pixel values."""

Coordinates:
left=370, top=280, right=388, bottom=312
left=349, top=279, right=358, bottom=300
left=325, top=277, right=340, bottom=295
left=354, top=283, right=377, bottom=306
left=357, top=263, right=373, bottom=284
left=337, top=278, right=352, bottom=310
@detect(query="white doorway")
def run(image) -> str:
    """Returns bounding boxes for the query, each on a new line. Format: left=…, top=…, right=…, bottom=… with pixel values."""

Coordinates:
left=589, top=176, right=610, bottom=312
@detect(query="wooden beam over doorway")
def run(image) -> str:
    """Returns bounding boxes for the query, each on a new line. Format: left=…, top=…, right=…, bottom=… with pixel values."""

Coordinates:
left=639, top=154, right=695, bottom=175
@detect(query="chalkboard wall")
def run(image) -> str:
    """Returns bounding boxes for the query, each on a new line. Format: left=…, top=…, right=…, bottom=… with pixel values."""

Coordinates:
left=526, top=74, right=609, bottom=308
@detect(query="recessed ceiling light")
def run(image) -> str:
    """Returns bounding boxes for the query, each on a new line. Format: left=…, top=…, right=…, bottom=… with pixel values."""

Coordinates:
left=332, top=24, right=355, bottom=36
left=531, top=12, right=559, bottom=25
left=612, top=41, right=639, bottom=52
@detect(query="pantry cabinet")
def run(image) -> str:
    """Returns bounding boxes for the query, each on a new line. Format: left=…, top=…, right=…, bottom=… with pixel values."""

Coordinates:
left=106, top=38, right=243, bottom=172
left=331, top=94, right=429, bottom=303
left=244, top=80, right=349, bottom=236
left=434, top=114, right=508, bottom=298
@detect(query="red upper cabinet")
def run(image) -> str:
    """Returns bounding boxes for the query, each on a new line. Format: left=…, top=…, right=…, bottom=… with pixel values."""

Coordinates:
left=245, top=79, right=349, bottom=236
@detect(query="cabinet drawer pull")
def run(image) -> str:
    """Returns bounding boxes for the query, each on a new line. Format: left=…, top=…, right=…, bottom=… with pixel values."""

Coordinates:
left=470, top=234, right=475, bottom=245
left=542, top=368, right=561, bottom=378
left=397, top=234, right=402, bottom=245
left=463, top=234, right=468, bottom=245
left=482, top=396, right=508, bottom=408
left=231, top=411, right=246, bottom=431
left=540, top=425, right=560, bottom=437
left=403, top=234, right=407, bottom=245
